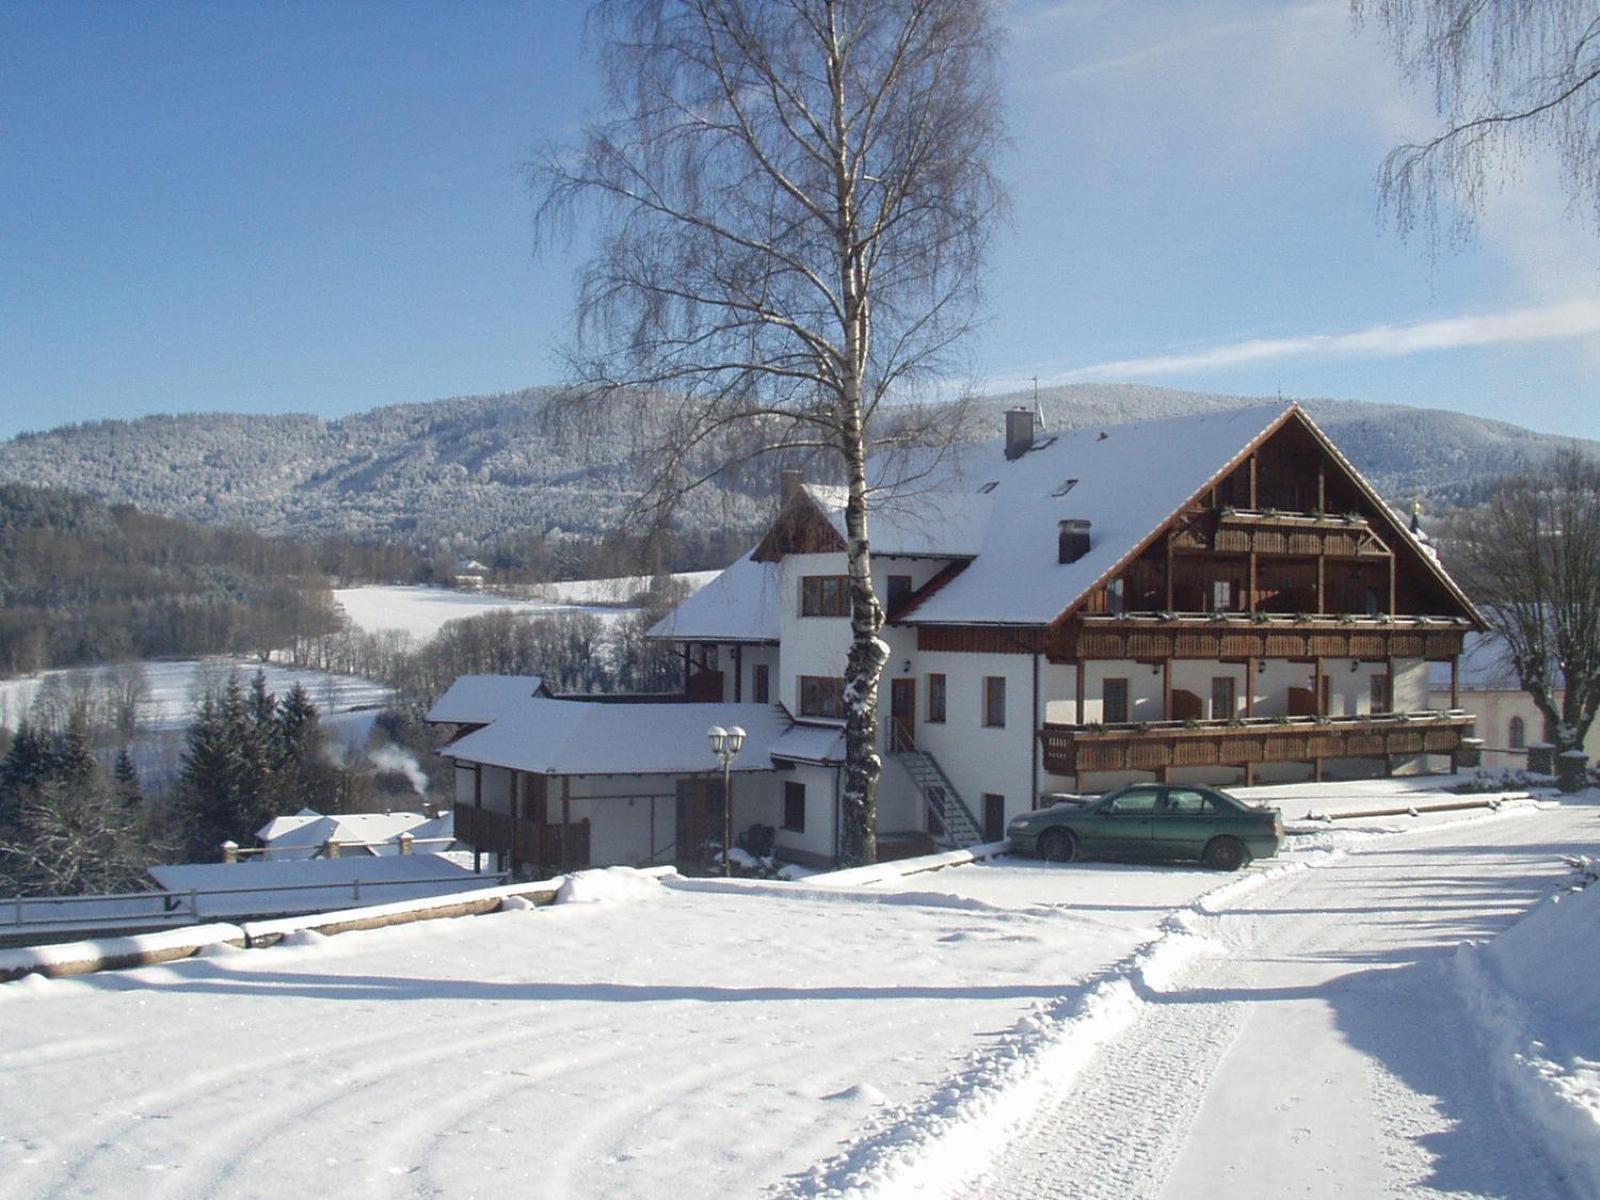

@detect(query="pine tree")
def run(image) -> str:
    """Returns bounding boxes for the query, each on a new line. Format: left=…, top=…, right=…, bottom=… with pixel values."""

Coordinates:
left=57, top=703, right=98, bottom=789
left=0, top=719, right=53, bottom=825
left=239, top=671, right=278, bottom=829
left=177, top=689, right=248, bottom=860
left=274, top=682, right=331, bottom=812
left=113, top=746, right=142, bottom=807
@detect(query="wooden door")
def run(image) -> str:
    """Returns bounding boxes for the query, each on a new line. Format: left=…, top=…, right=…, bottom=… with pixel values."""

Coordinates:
left=890, top=678, right=916, bottom=750
left=675, top=778, right=726, bottom=862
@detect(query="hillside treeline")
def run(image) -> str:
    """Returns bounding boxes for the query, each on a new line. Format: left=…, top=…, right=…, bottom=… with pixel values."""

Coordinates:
left=0, top=483, right=354, bottom=676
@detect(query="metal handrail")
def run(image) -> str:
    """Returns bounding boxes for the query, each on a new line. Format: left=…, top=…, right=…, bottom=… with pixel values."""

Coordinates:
left=3, top=873, right=508, bottom=930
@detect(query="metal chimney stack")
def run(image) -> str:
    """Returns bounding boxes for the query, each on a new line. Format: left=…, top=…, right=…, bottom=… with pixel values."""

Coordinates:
left=1005, top=408, right=1036, bottom=461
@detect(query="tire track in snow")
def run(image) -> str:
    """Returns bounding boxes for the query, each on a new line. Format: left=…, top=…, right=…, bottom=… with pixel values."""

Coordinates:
left=6, top=972, right=645, bottom=1200
left=957, top=962, right=1245, bottom=1200
left=965, top=810, right=1585, bottom=1200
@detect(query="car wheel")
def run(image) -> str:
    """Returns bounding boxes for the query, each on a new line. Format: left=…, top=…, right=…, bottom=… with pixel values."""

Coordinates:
left=1037, top=828, right=1078, bottom=863
left=1202, top=836, right=1249, bottom=871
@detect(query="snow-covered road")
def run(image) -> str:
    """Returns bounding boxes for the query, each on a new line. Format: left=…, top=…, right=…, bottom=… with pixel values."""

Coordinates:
left=966, top=805, right=1600, bottom=1200
left=2, top=793, right=1593, bottom=1200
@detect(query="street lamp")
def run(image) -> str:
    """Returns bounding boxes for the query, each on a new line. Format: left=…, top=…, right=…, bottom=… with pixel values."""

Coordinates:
left=707, top=724, right=746, bottom=876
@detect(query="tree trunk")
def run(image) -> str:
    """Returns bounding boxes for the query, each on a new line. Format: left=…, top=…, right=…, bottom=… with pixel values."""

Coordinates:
left=838, top=395, right=885, bottom=867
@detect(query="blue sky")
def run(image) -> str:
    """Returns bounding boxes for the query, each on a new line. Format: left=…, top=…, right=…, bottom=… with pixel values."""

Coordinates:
left=3, top=0, right=1597, bottom=441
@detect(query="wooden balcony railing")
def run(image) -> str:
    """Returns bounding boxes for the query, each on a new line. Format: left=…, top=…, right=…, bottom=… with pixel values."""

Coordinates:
left=1065, top=612, right=1469, bottom=662
left=454, top=803, right=591, bottom=873
left=1169, top=508, right=1390, bottom=558
left=1039, top=710, right=1476, bottom=776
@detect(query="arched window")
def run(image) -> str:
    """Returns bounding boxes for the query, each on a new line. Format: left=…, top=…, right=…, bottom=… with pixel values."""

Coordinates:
left=1508, top=716, right=1526, bottom=750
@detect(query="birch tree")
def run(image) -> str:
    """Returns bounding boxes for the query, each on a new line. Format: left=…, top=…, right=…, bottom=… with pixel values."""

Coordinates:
left=1355, top=0, right=1600, bottom=251
left=536, top=0, right=1006, bottom=864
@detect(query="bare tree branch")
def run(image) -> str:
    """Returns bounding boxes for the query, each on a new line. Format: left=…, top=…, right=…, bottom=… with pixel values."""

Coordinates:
left=1355, top=0, right=1600, bottom=254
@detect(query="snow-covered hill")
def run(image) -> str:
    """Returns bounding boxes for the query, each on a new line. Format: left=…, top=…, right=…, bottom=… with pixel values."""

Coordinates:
left=0, top=384, right=1589, bottom=546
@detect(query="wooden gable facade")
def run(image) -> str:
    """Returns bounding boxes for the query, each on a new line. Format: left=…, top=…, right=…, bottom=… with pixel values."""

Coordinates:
left=1028, top=406, right=1480, bottom=784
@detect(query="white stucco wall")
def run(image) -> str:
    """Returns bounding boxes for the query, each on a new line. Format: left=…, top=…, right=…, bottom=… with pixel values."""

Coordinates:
left=1323, top=659, right=1391, bottom=717
left=906, top=648, right=1039, bottom=832
left=1252, top=661, right=1313, bottom=718
left=1393, top=658, right=1428, bottom=713
left=709, top=643, right=781, bottom=704
left=1081, top=660, right=1163, bottom=724
left=770, top=762, right=840, bottom=865
left=1429, top=686, right=1600, bottom=769
left=778, top=551, right=958, bottom=717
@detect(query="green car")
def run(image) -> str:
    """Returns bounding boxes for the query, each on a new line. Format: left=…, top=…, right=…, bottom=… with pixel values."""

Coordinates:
left=1007, top=783, right=1284, bottom=870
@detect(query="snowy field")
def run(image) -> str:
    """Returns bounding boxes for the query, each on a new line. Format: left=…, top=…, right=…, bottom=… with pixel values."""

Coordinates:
left=0, top=658, right=393, bottom=787
left=332, top=571, right=718, bottom=642
left=1, top=784, right=1595, bottom=1199
left=0, top=658, right=390, bottom=736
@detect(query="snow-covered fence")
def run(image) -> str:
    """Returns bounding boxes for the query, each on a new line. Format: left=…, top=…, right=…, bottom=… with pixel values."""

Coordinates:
left=1300, top=795, right=1530, bottom=822
left=1, top=871, right=505, bottom=943
left=0, top=866, right=679, bottom=982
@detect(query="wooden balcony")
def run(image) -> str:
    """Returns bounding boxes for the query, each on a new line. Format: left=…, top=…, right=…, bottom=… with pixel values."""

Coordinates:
left=1039, top=710, right=1476, bottom=776
left=1063, top=613, right=1469, bottom=662
left=1170, top=508, right=1390, bottom=558
left=454, top=803, right=591, bottom=874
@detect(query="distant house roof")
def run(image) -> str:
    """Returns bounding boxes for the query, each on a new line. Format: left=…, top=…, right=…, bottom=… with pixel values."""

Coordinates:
left=1428, top=630, right=1530, bottom=692
left=441, top=696, right=791, bottom=776
left=256, top=807, right=325, bottom=843
left=647, top=551, right=781, bottom=643
left=253, top=811, right=442, bottom=860
left=427, top=674, right=549, bottom=725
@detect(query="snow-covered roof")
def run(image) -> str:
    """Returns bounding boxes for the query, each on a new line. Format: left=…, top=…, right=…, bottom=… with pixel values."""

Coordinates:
left=147, top=855, right=483, bottom=919
left=769, top=723, right=847, bottom=764
left=803, top=484, right=993, bottom=558
left=256, top=811, right=439, bottom=860
left=255, top=808, right=325, bottom=842
left=442, top=696, right=791, bottom=776
left=1428, top=631, right=1523, bottom=691
left=647, top=551, right=781, bottom=643
left=427, top=674, right=547, bottom=725
left=900, top=405, right=1291, bottom=625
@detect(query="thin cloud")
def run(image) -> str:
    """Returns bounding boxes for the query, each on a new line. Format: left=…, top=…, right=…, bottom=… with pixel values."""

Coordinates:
left=1048, top=300, right=1600, bottom=382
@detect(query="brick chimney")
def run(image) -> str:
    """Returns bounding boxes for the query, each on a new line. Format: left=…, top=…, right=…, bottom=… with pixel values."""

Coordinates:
left=780, top=467, right=804, bottom=506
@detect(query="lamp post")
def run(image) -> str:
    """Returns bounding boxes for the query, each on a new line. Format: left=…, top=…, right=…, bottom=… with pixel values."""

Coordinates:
left=707, top=724, right=746, bottom=876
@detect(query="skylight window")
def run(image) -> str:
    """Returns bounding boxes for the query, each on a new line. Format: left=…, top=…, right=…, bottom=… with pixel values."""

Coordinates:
left=978, top=481, right=999, bottom=493
left=1052, top=478, right=1079, bottom=497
